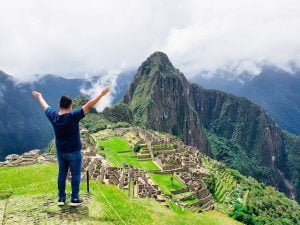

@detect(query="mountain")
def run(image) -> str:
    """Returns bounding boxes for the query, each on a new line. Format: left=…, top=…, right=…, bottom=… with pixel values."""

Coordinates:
left=0, top=71, right=48, bottom=160
left=192, top=67, right=300, bottom=135
left=123, top=52, right=209, bottom=154
left=122, top=52, right=300, bottom=202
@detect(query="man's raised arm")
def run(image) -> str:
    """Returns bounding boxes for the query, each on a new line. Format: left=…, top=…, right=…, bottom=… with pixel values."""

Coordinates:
left=82, top=87, right=110, bottom=115
left=32, top=91, right=49, bottom=111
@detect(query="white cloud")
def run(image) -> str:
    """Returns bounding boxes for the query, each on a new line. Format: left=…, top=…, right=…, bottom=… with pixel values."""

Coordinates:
left=80, top=70, right=119, bottom=112
left=160, top=0, right=300, bottom=77
left=0, top=0, right=300, bottom=81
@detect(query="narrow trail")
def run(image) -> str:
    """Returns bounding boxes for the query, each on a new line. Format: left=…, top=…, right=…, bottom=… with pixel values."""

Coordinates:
left=278, top=169, right=296, bottom=199
left=1, top=198, right=9, bottom=225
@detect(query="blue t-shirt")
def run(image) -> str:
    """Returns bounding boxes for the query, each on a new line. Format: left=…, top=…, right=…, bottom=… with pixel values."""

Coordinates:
left=45, top=107, right=85, bottom=153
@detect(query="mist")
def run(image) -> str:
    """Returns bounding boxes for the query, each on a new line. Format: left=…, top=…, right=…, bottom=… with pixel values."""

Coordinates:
left=0, top=0, right=300, bottom=82
left=80, top=70, right=120, bottom=112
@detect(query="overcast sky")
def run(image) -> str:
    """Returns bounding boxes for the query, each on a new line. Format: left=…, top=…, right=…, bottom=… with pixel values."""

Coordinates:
left=0, top=0, right=300, bottom=82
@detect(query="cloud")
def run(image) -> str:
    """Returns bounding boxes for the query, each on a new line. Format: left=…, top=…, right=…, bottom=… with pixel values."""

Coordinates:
left=0, top=0, right=182, bottom=82
left=0, top=84, right=6, bottom=104
left=80, top=70, right=119, bottom=112
left=0, top=0, right=300, bottom=81
left=159, top=0, right=300, bottom=77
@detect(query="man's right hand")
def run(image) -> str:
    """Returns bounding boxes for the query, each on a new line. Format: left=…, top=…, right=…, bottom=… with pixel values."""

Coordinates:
left=83, top=87, right=111, bottom=115
left=100, top=87, right=110, bottom=97
left=32, top=91, right=42, bottom=99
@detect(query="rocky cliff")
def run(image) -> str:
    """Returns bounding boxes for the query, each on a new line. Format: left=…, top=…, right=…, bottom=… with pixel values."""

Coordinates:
left=123, top=52, right=209, bottom=154
left=192, top=67, right=300, bottom=135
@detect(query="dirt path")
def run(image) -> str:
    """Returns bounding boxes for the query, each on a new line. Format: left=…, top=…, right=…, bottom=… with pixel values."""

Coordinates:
left=0, top=199, right=9, bottom=225
left=1, top=193, right=116, bottom=224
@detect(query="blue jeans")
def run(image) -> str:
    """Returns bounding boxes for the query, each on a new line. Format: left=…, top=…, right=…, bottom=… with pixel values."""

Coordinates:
left=57, top=150, right=82, bottom=201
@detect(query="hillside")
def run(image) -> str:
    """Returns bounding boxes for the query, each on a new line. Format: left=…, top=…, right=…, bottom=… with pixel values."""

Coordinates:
left=122, top=52, right=300, bottom=202
left=0, top=119, right=300, bottom=225
left=191, top=67, right=300, bottom=135
left=2, top=123, right=299, bottom=225
left=0, top=126, right=244, bottom=225
left=0, top=164, right=239, bottom=225
left=91, top=127, right=300, bottom=225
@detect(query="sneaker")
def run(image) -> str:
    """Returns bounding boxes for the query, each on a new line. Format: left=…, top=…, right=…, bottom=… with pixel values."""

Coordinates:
left=70, top=199, right=84, bottom=207
left=58, top=198, right=65, bottom=206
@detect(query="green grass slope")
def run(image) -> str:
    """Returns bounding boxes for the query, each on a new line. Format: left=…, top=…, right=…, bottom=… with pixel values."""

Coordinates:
left=97, top=137, right=159, bottom=170
left=0, top=164, right=240, bottom=225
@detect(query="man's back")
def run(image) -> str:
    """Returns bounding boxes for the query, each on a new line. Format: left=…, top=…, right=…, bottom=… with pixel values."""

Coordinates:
left=32, top=87, right=109, bottom=206
left=45, top=107, right=85, bottom=153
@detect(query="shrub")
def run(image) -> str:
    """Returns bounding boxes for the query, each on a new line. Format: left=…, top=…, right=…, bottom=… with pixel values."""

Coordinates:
left=103, top=103, right=133, bottom=123
left=133, top=144, right=142, bottom=153
left=230, top=204, right=261, bottom=225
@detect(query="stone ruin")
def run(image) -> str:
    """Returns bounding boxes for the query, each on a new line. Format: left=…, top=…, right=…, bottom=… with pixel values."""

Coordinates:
left=142, top=131, right=215, bottom=211
left=175, top=170, right=214, bottom=211
left=0, top=149, right=56, bottom=167
left=80, top=136, right=165, bottom=201
left=81, top=128, right=214, bottom=211
left=80, top=146, right=165, bottom=201
left=154, top=144, right=201, bottom=170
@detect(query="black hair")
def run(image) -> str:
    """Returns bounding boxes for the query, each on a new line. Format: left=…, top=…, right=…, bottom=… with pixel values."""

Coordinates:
left=59, top=96, right=72, bottom=109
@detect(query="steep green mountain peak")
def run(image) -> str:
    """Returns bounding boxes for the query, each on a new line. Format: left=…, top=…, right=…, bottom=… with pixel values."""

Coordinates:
left=138, top=51, right=178, bottom=77
left=128, top=51, right=186, bottom=92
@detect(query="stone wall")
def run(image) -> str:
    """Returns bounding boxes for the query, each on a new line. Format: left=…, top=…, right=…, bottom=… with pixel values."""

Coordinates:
left=0, top=150, right=56, bottom=167
left=81, top=146, right=165, bottom=201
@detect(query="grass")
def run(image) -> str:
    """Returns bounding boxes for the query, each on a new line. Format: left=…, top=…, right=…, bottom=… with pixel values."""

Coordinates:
left=0, top=163, right=58, bottom=197
left=181, top=198, right=200, bottom=205
left=0, top=163, right=241, bottom=225
left=173, top=192, right=194, bottom=200
left=0, top=163, right=88, bottom=199
left=91, top=182, right=241, bottom=225
left=97, top=137, right=159, bottom=170
left=149, top=173, right=186, bottom=195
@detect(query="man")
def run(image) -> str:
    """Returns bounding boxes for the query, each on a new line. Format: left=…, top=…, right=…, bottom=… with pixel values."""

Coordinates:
left=32, top=87, right=110, bottom=206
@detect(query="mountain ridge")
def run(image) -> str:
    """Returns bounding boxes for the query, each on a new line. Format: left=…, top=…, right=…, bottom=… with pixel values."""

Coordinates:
left=192, top=67, right=300, bottom=135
